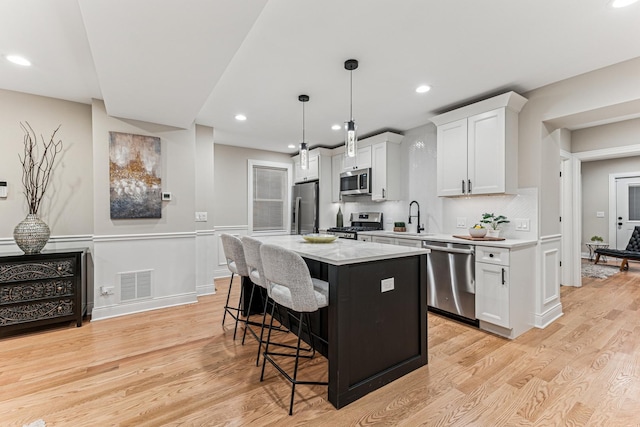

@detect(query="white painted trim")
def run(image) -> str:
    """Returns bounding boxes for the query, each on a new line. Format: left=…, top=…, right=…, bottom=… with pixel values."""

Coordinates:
left=0, top=234, right=93, bottom=246
left=540, top=234, right=562, bottom=242
left=214, top=225, right=249, bottom=231
left=94, top=232, right=195, bottom=242
left=247, top=159, right=293, bottom=235
left=197, top=283, right=216, bottom=295
left=91, top=292, right=198, bottom=321
left=608, top=171, right=640, bottom=249
left=573, top=143, right=640, bottom=161
left=195, top=229, right=216, bottom=236
left=533, top=303, right=564, bottom=328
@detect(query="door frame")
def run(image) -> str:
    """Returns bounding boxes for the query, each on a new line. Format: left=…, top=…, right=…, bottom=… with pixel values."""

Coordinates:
left=609, top=172, right=640, bottom=249
left=560, top=150, right=582, bottom=287
left=569, top=144, right=640, bottom=283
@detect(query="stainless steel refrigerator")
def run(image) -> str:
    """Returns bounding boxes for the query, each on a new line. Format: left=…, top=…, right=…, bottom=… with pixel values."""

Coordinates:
left=291, top=180, right=319, bottom=234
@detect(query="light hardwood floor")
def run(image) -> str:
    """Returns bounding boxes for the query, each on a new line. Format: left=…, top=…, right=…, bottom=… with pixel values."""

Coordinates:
left=2, top=261, right=640, bottom=426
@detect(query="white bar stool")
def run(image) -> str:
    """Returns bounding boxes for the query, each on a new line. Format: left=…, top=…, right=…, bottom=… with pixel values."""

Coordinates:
left=259, top=243, right=329, bottom=415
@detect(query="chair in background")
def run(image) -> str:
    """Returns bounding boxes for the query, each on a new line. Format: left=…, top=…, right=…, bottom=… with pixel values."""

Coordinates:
left=259, top=243, right=329, bottom=415
left=595, top=226, right=640, bottom=271
left=241, top=236, right=288, bottom=365
left=220, top=233, right=250, bottom=339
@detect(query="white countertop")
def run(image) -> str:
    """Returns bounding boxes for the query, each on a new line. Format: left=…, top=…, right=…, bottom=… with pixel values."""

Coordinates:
left=255, top=235, right=428, bottom=266
left=358, top=231, right=537, bottom=249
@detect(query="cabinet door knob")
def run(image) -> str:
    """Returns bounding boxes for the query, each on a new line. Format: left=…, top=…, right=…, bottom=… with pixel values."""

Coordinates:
left=489, top=253, right=494, bottom=257
left=57, top=265, right=63, bottom=271
left=57, top=286, right=63, bottom=291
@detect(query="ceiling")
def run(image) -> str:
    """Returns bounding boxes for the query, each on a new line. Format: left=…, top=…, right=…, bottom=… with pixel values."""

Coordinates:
left=2, top=0, right=640, bottom=154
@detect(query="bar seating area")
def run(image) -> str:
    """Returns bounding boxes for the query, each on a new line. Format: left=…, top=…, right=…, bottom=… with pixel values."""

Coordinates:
left=220, top=233, right=330, bottom=415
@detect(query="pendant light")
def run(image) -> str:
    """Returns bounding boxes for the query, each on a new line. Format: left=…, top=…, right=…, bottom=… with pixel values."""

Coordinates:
left=299, top=94, right=310, bottom=170
left=344, top=59, right=359, bottom=158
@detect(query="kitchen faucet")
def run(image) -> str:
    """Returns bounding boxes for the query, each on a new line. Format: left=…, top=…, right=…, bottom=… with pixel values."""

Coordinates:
left=408, top=200, right=425, bottom=233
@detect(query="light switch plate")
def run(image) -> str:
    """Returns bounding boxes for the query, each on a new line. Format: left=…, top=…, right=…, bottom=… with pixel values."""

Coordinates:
left=456, top=217, right=467, bottom=228
left=195, top=212, right=208, bottom=222
left=0, top=181, right=6, bottom=198
left=596, top=211, right=605, bottom=218
left=381, top=277, right=394, bottom=293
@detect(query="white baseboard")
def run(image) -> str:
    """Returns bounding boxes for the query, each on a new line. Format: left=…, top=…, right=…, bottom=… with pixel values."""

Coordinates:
left=91, top=292, right=198, bottom=321
left=197, top=283, right=216, bottom=296
left=533, top=302, right=564, bottom=328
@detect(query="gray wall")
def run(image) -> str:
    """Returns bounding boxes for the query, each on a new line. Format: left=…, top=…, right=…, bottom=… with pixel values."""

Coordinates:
left=0, top=89, right=93, bottom=239
left=519, top=57, right=640, bottom=237
left=213, top=143, right=292, bottom=227
left=572, top=117, right=640, bottom=152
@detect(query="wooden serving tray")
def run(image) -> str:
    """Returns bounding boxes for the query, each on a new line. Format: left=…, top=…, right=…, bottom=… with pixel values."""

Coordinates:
left=453, top=235, right=506, bottom=241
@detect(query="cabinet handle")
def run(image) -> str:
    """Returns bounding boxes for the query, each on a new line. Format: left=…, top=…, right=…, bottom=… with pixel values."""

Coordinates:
left=461, top=180, right=466, bottom=194
left=468, top=179, right=472, bottom=194
left=382, top=188, right=385, bottom=198
left=489, top=253, right=494, bottom=258
left=501, top=268, right=506, bottom=285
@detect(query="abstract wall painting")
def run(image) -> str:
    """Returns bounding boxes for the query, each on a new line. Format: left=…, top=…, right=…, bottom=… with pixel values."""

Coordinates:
left=109, top=132, right=162, bottom=219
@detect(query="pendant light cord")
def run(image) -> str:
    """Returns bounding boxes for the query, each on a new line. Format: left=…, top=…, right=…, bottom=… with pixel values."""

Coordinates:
left=349, top=69, right=353, bottom=121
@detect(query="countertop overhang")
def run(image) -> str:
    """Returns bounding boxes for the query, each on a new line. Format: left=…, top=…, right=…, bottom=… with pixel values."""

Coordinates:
left=255, top=235, right=428, bottom=265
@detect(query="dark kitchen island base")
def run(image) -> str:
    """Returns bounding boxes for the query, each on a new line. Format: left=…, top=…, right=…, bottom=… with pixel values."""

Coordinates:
left=307, top=254, right=427, bottom=408
left=253, top=235, right=428, bottom=409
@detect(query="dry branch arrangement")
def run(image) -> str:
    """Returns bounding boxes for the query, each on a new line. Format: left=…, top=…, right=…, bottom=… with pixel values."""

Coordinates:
left=18, top=122, right=63, bottom=215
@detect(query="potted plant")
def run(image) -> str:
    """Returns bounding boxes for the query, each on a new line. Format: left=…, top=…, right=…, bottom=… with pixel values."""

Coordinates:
left=394, top=222, right=406, bottom=232
left=590, top=235, right=604, bottom=242
left=480, top=213, right=509, bottom=238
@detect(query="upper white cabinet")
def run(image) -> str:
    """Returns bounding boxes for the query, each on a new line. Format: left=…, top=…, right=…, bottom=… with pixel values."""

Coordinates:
left=431, top=91, right=527, bottom=197
left=342, top=145, right=372, bottom=171
left=293, top=153, right=319, bottom=183
left=371, top=134, right=403, bottom=201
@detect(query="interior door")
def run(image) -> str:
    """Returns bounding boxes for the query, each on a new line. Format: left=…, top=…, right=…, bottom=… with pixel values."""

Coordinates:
left=615, top=176, right=640, bottom=249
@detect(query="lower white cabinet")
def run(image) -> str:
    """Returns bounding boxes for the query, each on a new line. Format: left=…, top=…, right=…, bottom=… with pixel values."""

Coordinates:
left=474, top=244, right=535, bottom=339
left=476, top=261, right=510, bottom=328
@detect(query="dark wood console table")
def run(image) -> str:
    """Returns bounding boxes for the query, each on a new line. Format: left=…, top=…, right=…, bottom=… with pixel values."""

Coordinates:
left=0, top=249, right=88, bottom=336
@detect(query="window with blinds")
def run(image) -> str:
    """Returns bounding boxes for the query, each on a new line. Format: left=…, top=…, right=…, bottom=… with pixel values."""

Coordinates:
left=253, top=165, right=287, bottom=232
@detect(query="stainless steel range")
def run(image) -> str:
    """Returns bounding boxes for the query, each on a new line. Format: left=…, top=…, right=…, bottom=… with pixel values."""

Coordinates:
left=327, top=212, right=383, bottom=239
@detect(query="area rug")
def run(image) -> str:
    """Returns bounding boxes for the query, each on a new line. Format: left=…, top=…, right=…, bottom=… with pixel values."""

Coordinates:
left=581, top=263, right=619, bottom=279
left=23, top=420, right=45, bottom=427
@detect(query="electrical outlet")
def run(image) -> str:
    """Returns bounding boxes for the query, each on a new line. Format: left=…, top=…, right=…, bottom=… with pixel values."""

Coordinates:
left=515, top=218, right=530, bottom=231
left=596, top=211, right=605, bottom=218
left=381, top=278, right=394, bottom=293
left=100, top=286, right=115, bottom=296
left=456, top=217, right=467, bottom=228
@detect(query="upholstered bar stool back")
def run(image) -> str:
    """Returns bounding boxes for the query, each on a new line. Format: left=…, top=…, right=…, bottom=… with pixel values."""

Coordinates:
left=259, top=243, right=328, bottom=415
left=220, top=233, right=249, bottom=339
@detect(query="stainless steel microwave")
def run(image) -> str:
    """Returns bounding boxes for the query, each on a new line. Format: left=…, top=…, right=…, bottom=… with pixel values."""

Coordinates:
left=340, top=168, right=371, bottom=196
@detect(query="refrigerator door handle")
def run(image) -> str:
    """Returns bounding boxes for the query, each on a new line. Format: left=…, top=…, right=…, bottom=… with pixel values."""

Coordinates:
left=313, top=186, right=318, bottom=233
left=294, top=196, right=302, bottom=234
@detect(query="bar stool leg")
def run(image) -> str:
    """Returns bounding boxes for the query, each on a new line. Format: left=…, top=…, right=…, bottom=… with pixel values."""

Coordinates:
left=289, top=312, right=305, bottom=415
left=260, top=303, right=277, bottom=382
left=256, top=289, right=270, bottom=366
left=242, top=282, right=257, bottom=345
left=222, top=273, right=235, bottom=325
left=233, top=280, right=245, bottom=340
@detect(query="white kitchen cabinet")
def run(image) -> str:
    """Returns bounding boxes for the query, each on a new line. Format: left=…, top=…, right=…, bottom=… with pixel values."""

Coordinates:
left=372, top=236, right=395, bottom=245
left=358, top=235, right=371, bottom=242
left=371, top=140, right=401, bottom=201
left=476, top=258, right=510, bottom=329
left=331, top=153, right=342, bottom=203
left=431, top=91, right=527, bottom=197
left=293, top=153, right=319, bottom=183
left=474, top=244, right=535, bottom=339
left=343, top=145, right=372, bottom=171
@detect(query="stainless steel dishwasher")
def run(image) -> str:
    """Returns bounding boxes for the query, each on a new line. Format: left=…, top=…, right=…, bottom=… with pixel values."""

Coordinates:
left=423, top=240, right=478, bottom=326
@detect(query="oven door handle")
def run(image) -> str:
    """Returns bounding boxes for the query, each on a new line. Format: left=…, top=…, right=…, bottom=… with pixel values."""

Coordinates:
left=423, top=245, right=474, bottom=255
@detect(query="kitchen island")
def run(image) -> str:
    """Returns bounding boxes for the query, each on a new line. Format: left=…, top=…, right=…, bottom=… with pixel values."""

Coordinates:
left=255, top=235, right=428, bottom=409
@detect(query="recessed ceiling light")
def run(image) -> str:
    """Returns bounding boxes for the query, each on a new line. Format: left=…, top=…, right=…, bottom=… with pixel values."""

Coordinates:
left=235, top=114, right=247, bottom=121
left=416, top=85, right=431, bottom=94
left=288, top=144, right=296, bottom=149
left=331, top=124, right=341, bottom=131
left=6, top=55, right=31, bottom=66
left=610, top=0, right=638, bottom=7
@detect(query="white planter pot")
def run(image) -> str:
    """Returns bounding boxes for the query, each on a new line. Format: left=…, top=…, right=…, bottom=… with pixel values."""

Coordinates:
left=486, top=229, right=500, bottom=238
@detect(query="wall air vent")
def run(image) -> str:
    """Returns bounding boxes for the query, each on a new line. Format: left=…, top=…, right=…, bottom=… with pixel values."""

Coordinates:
left=119, top=270, right=152, bottom=301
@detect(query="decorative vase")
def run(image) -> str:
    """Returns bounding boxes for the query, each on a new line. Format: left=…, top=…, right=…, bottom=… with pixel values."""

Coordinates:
left=486, top=229, right=500, bottom=238
left=13, top=214, right=50, bottom=254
